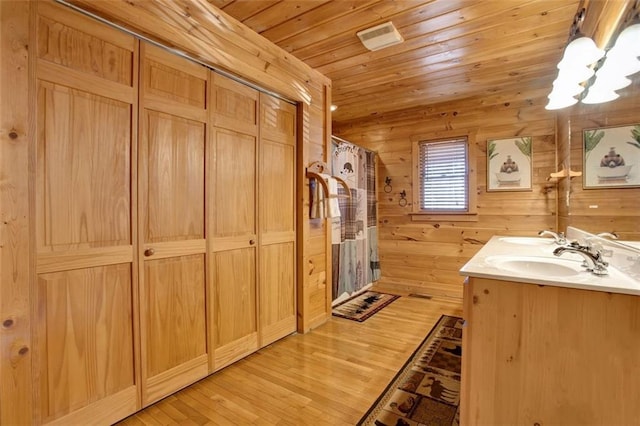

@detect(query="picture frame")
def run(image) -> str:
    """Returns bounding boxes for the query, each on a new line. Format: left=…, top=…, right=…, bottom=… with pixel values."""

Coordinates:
left=487, top=137, right=532, bottom=192
left=583, top=124, right=640, bottom=189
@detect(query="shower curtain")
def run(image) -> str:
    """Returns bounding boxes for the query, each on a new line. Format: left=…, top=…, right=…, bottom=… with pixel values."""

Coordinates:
left=331, top=137, right=381, bottom=302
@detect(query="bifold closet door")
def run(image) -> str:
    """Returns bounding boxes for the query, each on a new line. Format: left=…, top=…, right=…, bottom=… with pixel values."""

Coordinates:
left=258, top=94, right=297, bottom=346
left=138, top=42, right=209, bottom=405
left=33, top=2, right=139, bottom=424
left=209, top=73, right=260, bottom=370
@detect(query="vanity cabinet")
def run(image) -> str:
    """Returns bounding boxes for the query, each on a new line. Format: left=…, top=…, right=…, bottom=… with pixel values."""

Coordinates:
left=462, top=277, right=640, bottom=425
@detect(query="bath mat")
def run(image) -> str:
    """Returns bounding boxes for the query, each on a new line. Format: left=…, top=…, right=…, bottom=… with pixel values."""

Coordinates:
left=331, top=291, right=400, bottom=322
left=358, top=314, right=464, bottom=425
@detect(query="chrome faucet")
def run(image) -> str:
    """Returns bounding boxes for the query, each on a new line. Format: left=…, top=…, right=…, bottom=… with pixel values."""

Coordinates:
left=538, top=230, right=567, bottom=245
left=596, top=232, right=619, bottom=240
left=553, top=243, right=609, bottom=276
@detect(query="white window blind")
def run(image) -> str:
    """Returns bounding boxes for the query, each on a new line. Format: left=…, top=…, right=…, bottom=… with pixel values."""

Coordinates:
left=418, top=138, right=468, bottom=212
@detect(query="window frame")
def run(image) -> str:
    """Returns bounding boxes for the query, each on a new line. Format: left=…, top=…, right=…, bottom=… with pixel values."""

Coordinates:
left=411, top=134, right=477, bottom=221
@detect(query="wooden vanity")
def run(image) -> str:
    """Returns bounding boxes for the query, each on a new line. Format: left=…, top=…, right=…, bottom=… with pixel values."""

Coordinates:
left=460, top=236, right=640, bottom=425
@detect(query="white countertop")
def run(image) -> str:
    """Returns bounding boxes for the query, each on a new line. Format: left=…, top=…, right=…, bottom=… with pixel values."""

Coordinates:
left=459, top=235, right=640, bottom=296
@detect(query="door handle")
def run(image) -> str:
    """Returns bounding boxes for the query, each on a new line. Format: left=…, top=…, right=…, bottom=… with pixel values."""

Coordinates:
left=249, top=239, right=256, bottom=245
left=144, top=248, right=155, bottom=257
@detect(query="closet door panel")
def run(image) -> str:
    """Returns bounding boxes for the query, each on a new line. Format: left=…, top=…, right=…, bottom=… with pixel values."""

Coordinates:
left=37, top=1, right=134, bottom=86
left=259, top=242, right=296, bottom=346
left=211, top=129, right=256, bottom=238
left=33, top=3, right=139, bottom=424
left=209, top=74, right=259, bottom=371
left=261, top=140, right=296, bottom=242
left=36, top=265, right=135, bottom=424
left=208, top=126, right=258, bottom=370
left=210, top=248, right=258, bottom=367
left=258, top=94, right=297, bottom=346
left=211, top=73, right=258, bottom=131
left=260, top=93, right=296, bottom=143
left=142, top=46, right=206, bottom=108
left=144, top=255, right=206, bottom=376
left=36, top=82, right=132, bottom=252
left=139, top=42, right=208, bottom=406
left=144, top=111, right=205, bottom=243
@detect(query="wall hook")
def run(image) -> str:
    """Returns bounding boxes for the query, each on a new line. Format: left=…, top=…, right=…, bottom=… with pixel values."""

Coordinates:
left=384, top=176, right=392, bottom=193
left=399, top=190, right=407, bottom=207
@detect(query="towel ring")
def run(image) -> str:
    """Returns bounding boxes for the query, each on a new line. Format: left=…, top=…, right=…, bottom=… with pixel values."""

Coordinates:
left=384, top=176, right=392, bottom=193
left=399, top=190, right=407, bottom=207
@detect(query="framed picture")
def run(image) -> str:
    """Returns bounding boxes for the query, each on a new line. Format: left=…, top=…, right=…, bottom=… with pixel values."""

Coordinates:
left=487, top=137, right=532, bottom=192
left=583, top=124, right=640, bottom=189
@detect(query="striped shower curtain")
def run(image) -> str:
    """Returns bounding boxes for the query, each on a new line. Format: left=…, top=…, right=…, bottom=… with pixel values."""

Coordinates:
left=331, top=138, right=381, bottom=301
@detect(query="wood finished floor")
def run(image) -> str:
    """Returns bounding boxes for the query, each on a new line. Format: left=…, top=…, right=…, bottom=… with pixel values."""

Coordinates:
left=118, top=293, right=463, bottom=425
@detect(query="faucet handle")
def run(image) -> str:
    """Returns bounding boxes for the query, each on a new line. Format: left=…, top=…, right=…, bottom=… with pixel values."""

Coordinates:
left=593, top=250, right=609, bottom=267
left=585, top=239, right=614, bottom=258
left=589, top=263, right=609, bottom=275
left=538, top=230, right=567, bottom=244
left=596, top=232, right=619, bottom=240
left=568, top=240, right=588, bottom=250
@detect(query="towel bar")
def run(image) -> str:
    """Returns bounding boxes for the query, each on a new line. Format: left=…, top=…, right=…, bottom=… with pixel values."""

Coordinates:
left=306, top=170, right=351, bottom=198
left=306, top=161, right=351, bottom=198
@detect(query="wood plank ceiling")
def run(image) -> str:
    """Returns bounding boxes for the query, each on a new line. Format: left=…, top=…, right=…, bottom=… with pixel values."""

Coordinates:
left=208, top=0, right=582, bottom=125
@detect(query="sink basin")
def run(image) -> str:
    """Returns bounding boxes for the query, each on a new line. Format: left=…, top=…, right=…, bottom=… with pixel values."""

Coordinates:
left=485, top=255, right=582, bottom=277
left=498, top=237, right=555, bottom=246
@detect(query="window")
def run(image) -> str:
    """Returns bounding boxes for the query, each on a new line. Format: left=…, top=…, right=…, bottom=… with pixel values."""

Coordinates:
left=412, top=136, right=476, bottom=219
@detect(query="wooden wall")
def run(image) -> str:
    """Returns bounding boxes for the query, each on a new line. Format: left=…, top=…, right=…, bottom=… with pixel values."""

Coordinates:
left=0, top=2, right=33, bottom=424
left=334, top=77, right=640, bottom=299
left=333, top=84, right=558, bottom=299
left=0, top=1, right=331, bottom=423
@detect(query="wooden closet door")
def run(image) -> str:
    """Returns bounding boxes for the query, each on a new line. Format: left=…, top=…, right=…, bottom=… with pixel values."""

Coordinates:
left=138, top=42, right=208, bottom=405
left=33, top=3, right=139, bottom=424
left=209, top=73, right=260, bottom=370
left=259, top=94, right=297, bottom=346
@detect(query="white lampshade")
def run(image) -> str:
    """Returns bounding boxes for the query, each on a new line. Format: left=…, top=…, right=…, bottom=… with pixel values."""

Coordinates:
left=581, top=88, right=619, bottom=104
left=592, top=67, right=632, bottom=91
left=612, top=23, right=640, bottom=55
left=545, top=95, right=578, bottom=110
left=550, top=78, right=585, bottom=97
left=602, top=49, right=640, bottom=76
left=545, top=28, right=637, bottom=109
left=558, top=36, right=605, bottom=68
left=556, top=65, right=594, bottom=84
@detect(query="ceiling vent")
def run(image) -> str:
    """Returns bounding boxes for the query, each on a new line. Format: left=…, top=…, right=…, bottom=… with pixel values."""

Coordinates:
left=356, top=21, right=404, bottom=51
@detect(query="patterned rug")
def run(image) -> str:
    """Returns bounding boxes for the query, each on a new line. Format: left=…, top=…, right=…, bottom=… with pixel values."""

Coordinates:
left=331, top=291, right=400, bottom=322
left=358, top=315, right=464, bottom=426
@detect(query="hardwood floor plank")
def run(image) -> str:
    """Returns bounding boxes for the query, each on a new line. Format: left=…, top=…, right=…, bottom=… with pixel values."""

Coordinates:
left=166, top=396, right=211, bottom=425
left=154, top=397, right=198, bottom=425
left=167, top=391, right=229, bottom=426
left=129, top=410, right=163, bottom=425
left=231, top=358, right=358, bottom=420
left=119, top=415, right=149, bottom=426
left=118, top=294, right=462, bottom=424
left=145, top=405, right=181, bottom=425
left=190, top=381, right=264, bottom=424
left=207, top=373, right=321, bottom=425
